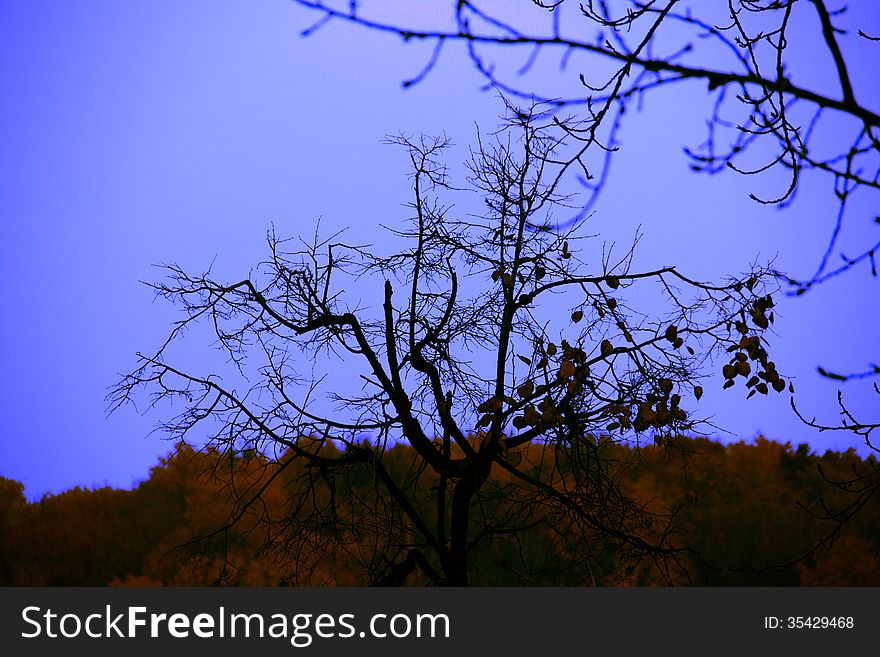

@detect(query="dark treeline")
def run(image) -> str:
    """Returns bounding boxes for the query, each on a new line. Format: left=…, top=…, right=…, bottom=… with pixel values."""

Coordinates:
left=1, top=437, right=878, bottom=586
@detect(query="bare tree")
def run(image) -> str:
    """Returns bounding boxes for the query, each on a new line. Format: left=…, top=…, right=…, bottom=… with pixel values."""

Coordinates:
left=112, top=107, right=788, bottom=585
left=290, top=0, right=880, bottom=567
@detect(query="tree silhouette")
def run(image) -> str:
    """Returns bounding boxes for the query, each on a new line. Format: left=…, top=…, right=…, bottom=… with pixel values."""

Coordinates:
left=112, top=107, right=789, bottom=585
left=289, top=0, right=880, bottom=569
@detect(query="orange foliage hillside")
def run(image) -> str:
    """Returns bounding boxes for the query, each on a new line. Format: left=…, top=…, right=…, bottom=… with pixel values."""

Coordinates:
left=1, top=438, right=877, bottom=586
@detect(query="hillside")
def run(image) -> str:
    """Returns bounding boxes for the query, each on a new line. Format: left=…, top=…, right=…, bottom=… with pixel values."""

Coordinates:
left=1, top=437, right=877, bottom=586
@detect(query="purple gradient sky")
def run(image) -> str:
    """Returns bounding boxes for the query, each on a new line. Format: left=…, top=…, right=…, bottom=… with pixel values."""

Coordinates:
left=1, top=1, right=878, bottom=500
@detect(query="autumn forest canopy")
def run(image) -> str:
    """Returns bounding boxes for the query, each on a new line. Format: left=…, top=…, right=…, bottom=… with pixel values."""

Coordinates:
left=1, top=437, right=878, bottom=586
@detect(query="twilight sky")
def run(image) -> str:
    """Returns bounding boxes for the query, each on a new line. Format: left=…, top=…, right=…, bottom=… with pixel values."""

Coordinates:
left=1, top=1, right=878, bottom=500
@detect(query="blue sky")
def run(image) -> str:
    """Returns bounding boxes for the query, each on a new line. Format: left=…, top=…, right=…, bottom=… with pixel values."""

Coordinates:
left=1, top=1, right=878, bottom=500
